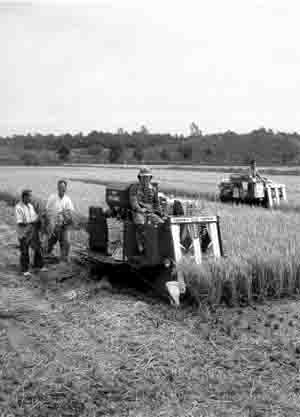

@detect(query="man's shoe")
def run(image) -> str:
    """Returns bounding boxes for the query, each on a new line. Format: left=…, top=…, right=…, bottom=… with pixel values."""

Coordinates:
left=23, top=271, right=32, bottom=277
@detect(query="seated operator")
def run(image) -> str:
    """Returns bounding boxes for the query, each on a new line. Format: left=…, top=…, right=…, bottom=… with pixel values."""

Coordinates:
left=129, top=167, right=164, bottom=254
left=248, top=159, right=263, bottom=181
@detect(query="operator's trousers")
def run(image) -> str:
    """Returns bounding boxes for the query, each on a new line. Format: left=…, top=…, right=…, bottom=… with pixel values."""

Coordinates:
left=132, top=212, right=164, bottom=254
left=47, top=225, right=70, bottom=261
left=19, top=226, right=44, bottom=272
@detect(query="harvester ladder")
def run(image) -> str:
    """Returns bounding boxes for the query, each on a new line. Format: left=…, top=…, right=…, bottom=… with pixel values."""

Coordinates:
left=266, top=184, right=287, bottom=208
left=281, top=185, right=287, bottom=202
left=169, top=215, right=222, bottom=265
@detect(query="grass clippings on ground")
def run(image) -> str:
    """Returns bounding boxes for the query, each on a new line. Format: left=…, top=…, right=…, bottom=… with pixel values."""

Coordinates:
left=0, top=202, right=300, bottom=416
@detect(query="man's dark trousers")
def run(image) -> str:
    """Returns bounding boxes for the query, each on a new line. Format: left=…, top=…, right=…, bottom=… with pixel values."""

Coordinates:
left=19, top=229, right=44, bottom=272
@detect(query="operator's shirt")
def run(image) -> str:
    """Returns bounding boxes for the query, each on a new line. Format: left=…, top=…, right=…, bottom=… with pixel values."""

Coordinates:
left=247, top=168, right=262, bottom=181
left=15, top=202, right=38, bottom=239
left=129, top=183, right=160, bottom=213
left=46, top=194, right=74, bottom=225
left=129, top=182, right=162, bottom=225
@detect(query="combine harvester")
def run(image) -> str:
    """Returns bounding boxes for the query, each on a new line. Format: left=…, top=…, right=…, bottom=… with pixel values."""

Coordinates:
left=218, top=173, right=287, bottom=208
left=79, top=183, right=224, bottom=306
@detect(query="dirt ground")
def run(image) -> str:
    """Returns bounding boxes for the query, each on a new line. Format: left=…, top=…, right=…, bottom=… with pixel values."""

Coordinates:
left=1, top=201, right=300, bottom=417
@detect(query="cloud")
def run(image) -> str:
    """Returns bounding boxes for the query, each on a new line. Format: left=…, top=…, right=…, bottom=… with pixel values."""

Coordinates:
left=1, top=1, right=300, bottom=135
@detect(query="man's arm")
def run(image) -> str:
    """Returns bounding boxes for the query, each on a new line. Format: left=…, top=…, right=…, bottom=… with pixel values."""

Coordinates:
left=30, top=204, right=40, bottom=228
left=153, top=187, right=161, bottom=214
left=46, top=194, right=54, bottom=211
left=64, top=196, right=74, bottom=211
left=256, top=170, right=263, bottom=180
left=129, top=184, right=145, bottom=212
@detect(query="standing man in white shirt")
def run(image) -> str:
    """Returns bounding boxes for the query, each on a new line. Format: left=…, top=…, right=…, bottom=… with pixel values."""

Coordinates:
left=46, top=179, right=75, bottom=262
left=15, top=189, right=45, bottom=276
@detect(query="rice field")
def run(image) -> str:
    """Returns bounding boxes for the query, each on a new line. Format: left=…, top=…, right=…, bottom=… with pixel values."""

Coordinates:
left=2, top=165, right=300, bottom=303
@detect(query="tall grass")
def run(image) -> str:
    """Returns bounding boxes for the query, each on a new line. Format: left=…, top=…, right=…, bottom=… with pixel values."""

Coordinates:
left=2, top=167, right=300, bottom=306
left=180, top=201, right=300, bottom=305
left=181, top=255, right=300, bottom=306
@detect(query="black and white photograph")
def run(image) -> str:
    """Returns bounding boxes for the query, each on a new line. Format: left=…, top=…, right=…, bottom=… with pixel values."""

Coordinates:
left=1, top=1, right=300, bottom=416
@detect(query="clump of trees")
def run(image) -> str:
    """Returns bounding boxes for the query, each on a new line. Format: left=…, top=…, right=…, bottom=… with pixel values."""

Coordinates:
left=57, top=144, right=71, bottom=162
left=133, top=145, right=144, bottom=162
left=2, top=124, right=300, bottom=165
left=160, top=148, right=170, bottom=160
left=20, top=152, right=40, bottom=166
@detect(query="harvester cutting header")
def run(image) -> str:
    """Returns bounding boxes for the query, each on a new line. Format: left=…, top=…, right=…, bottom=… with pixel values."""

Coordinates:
left=218, top=160, right=287, bottom=208
left=82, top=167, right=224, bottom=306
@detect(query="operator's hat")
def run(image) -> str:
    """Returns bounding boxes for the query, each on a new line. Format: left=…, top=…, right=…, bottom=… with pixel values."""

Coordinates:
left=138, top=167, right=152, bottom=177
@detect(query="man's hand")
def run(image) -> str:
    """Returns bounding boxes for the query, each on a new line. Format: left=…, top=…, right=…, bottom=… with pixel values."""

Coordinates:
left=62, top=210, right=73, bottom=226
left=140, top=203, right=152, bottom=210
left=104, top=208, right=113, bottom=218
left=18, top=222, right=27, bottom=228
left=137, top=206, right=148, bottom=213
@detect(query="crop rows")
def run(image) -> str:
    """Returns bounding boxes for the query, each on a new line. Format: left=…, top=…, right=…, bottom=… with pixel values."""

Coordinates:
left=1, top=166, right=300, bottom=304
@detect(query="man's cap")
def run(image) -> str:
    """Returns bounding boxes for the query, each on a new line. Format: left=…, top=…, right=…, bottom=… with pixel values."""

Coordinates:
left=21, top=189, right=32, bottom=198
left=57, top=179, right=67, bottom=186
left=138, top=167, right=152, bottom=177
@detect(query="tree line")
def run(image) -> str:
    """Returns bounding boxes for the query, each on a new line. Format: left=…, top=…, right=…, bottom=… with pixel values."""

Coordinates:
left=1, top=125, right=300, bottom=165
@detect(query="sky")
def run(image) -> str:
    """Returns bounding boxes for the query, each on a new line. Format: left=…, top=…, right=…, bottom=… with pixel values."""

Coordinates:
left=1, top=0, right=300, bottom=136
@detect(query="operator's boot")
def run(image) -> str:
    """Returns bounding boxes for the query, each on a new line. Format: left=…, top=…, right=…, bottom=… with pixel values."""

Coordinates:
left=131, top=225, right=148, bottom=266
left=136, top=225, right=146, bottom=254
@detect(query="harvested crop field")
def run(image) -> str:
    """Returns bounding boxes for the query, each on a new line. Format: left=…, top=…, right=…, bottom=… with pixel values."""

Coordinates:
left=2, top=165, right=300, bottom=416
left=2, top=165, right=300, bottom=302
left=1, top=200, right=300, bottom=416
left=3, top=165, right=300, bottom=206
